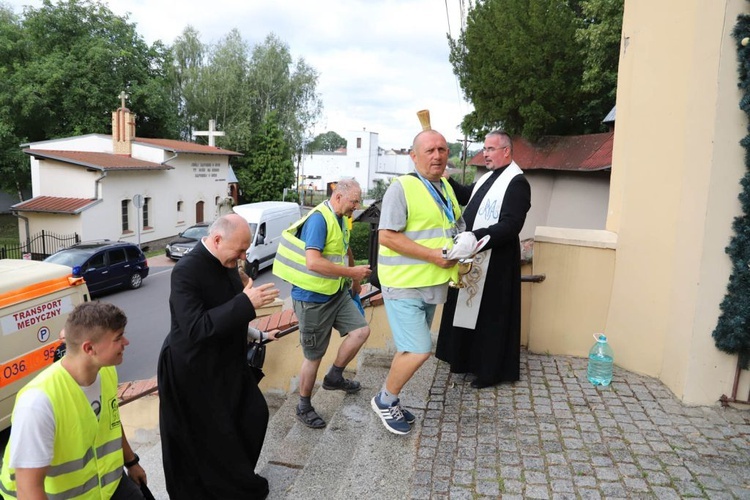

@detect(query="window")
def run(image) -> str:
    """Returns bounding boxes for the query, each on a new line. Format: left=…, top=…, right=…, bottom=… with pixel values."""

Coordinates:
left=355, top=161, right=360, bottom=169
left=215, top=196, right=221, bottom=206
left=356, top=137, right=362, bottom=148
left=121, top=200, right=129, bottom=232
left=85, top=252, right=106, bottom=272
left=143, top=197, right=151, bottom=228
left=108, top=249, right=127, bottom=265
left=177, top=201, right=184, bottom=223
left=125, top=246, right=142, bottom=260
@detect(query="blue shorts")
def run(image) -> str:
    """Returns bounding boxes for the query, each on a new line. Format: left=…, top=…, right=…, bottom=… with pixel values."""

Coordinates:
left=383, top=298, right=436, bottom=354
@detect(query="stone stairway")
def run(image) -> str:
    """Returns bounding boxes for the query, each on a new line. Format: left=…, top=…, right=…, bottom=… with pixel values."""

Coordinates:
left=259, top=350, right=437, bottom=499
left=128, top=350, right=438, bottom=499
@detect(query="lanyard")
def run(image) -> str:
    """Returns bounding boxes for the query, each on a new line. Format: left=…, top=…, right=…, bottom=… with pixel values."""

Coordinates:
left=414, top=172, right=456, bottom=225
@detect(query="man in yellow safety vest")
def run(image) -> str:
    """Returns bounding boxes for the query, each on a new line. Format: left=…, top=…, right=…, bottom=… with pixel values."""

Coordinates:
left=371, top=129, right=463, bottom=435
left=274, top=178, right=372, bottom=429
left=0, top=302, right=147, bottom=499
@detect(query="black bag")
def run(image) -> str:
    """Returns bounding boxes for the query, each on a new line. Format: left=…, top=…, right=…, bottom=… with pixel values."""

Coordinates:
left=246, top=340, right=266, bottom=369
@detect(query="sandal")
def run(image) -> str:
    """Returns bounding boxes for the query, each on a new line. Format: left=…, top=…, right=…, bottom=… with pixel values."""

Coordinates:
left=296, top=406, right=326, bottom=429
left=322, top=376, right=361, bottom=394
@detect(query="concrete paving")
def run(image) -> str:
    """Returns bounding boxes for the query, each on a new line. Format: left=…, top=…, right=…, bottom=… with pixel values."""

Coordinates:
left=125, top=349, right=750, bottom=499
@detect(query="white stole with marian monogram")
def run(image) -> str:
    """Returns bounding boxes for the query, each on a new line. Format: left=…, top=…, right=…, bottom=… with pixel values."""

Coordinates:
left=453, top=161, right=523, bottom=329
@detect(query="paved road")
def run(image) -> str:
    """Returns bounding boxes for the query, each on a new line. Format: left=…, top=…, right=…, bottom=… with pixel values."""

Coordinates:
left=98, top=255, right=291, bottom=382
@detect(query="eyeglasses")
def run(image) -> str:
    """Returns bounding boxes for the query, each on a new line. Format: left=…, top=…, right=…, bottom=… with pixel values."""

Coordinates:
left=483, top=146, right=508, bottom=153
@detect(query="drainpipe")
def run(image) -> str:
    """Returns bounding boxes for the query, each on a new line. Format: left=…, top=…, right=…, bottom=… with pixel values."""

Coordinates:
left=94, top=170, right=108, bottom=199
left=161, top=153, right=178, bottom=165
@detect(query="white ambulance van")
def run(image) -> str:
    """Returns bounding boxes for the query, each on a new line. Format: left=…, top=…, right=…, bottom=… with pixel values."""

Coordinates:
left=233, top=201, right=301, bottom=279
left=0, top=259, right=90, bottom=431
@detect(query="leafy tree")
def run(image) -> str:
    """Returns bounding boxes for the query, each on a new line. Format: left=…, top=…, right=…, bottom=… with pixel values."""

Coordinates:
left=307, top=131, right=346, bottom=152
left=170, top=26, right=208, bottom=139
left=448, top=141, right=464, bottom=159
left=368, top=179, right=390, bottom=201
left=245, top=34, right=322, bottom=153
left=234, top=112, right=295, bottom=203
left=172, top=30, right=322, bottom=164
left=450, top=0, right=622, bottom=140
left=0, top=0, right=179, bottom=198
left=575, top=0, right=623, bottom=130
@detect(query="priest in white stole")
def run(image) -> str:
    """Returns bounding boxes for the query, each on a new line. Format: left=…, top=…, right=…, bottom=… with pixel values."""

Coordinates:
left=436, top=131, right=530, bottom=388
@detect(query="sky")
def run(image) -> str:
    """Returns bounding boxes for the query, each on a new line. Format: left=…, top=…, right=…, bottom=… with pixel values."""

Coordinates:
left=5, top=0, right=476, bottom=150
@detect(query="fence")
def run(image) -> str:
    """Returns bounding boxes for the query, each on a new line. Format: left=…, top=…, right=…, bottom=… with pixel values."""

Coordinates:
left=0, top=230, right=80, bottom=261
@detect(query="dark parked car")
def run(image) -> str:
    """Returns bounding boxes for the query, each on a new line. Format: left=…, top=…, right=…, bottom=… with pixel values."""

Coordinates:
left=165, top=223, right=210, bottom=260
left=44, top=240, right=149, bottom=295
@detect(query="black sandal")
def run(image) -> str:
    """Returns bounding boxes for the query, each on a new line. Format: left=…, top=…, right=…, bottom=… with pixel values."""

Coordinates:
left=296, top=407, right=326, bottom=429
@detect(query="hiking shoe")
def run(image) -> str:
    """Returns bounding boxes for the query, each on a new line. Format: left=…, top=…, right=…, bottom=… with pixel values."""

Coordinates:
left=322, top=375, right=361, bottom=394
left=371, top=395, right=411, bottom=435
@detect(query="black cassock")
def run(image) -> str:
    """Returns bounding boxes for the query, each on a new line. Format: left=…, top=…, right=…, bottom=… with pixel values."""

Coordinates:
left=436, top=167, right=531, bottom=384
left=158, top=243, right=269, bottom=499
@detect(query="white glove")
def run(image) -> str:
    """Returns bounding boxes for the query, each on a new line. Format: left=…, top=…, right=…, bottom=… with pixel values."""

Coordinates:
left=445, top=232, right=479, bottom=260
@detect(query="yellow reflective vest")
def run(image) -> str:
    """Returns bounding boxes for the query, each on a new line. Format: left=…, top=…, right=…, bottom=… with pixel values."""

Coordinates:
left=0, top=364, right=124, bottom=499
left=273, top=202, right=348, bottom=295
left=378, top=175, right=461, bottom=288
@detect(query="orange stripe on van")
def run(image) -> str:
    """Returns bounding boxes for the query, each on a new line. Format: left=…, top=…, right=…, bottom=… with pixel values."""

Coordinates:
left=0, top=276, right=81, bottom=309
left=0, top=340, right=62, bottom=388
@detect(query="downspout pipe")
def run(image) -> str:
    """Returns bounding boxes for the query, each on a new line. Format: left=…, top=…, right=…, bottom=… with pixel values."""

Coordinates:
left=94, top=170, right=108, bottom=199
left=161, top=153, right=178, bottom=165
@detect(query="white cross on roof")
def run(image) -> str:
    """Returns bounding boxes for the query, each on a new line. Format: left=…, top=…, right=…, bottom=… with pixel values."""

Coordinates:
left=192, top=119, right=226, bottom=147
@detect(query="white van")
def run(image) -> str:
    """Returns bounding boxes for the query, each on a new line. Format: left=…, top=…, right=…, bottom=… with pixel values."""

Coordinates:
left=0, top=259, right=90, bottom=430
left=233, top=201, right=301, bottom=279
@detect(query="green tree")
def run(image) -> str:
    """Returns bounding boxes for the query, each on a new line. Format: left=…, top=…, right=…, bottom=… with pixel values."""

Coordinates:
left=0, top=0, right=179, bottom=197
left=450, top=0, right=622, bottom=140
left=171, top=30, right=322, bottom=164
left=235, top=112, right=295, bottom=203
left=575, top=0, right=623, bottom=130
left=368, top=179, right=390, bottom=201
left=307, top=131, right=346, bottom=152
left=245, top=34, right=322, bottom=153
left=0, top=4, right=27, bottom=200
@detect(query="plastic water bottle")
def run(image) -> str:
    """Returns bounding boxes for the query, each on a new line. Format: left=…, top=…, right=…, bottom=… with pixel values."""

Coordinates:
left=587, top=333, right=614, bottom=386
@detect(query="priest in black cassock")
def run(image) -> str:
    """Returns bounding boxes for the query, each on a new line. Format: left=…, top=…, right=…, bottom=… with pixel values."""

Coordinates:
left=158, top=214, right=279, bottom=499
left=436, top=131, right=531, bottom=388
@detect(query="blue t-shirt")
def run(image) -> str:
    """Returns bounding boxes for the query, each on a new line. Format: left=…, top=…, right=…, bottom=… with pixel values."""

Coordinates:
left=291, top=210, right=343, bottom=303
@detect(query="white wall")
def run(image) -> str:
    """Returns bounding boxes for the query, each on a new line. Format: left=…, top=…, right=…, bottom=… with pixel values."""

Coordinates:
left=27, top=134, right=112, bottom=153
left=300, top=130, right=404, bottom=191
left=22, top=136, right=233, bottom=245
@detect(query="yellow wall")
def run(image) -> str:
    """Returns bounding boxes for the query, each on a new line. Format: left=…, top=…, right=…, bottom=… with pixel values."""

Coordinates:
left=528, top=228, right=616, bottom=357
left=529, top=0, right=750, bottom=405
left=258, top=300, right=396, bottom=393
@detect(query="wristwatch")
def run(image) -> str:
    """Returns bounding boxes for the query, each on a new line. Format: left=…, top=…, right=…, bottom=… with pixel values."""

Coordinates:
left=124, top=453, right=140, bottom=468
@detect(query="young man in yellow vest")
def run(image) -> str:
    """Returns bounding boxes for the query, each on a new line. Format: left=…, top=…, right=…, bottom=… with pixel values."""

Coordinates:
left=0, top=302, right=147, bottom=499
left=372, top=129, right=463, bottom=435
left=273, top=178, right=372, bottom=429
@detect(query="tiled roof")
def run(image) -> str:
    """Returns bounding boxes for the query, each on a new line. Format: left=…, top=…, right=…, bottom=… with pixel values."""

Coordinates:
left=24, top=150, right=172, bottom=171
left=12, top=196, right=99, bottom=214
left=134, top=137, right=241, bottom=156
left=469, top=132, right=614, bottom=172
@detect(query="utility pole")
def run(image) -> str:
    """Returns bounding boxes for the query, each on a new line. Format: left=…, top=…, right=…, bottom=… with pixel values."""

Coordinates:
left=458, top=136, right=469, bottom=184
